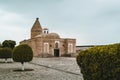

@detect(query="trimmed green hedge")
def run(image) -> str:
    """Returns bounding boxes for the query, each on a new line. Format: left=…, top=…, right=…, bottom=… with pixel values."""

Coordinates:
left=0, top=48, right=12, bottom=59
left=76, top=43, right=120, bottom=80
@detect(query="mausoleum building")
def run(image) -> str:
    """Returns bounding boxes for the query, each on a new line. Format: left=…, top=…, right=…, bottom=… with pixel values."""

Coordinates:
left=20, top=18, right=76, bottom=57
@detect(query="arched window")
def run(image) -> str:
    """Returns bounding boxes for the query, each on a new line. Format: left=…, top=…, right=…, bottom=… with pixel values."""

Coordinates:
left=55, top=41, right=60, bottom=49
left=55, top=42, right=59, bottom=48
left=44, top=42, right=49, bottom=53
left=68, top=43, right=73, bottom=53
left=43, top=29, right=49, bottom=34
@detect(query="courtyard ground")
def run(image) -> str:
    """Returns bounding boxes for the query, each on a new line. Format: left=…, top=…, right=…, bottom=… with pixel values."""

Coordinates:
left=0, top=57, right=83, bottom=80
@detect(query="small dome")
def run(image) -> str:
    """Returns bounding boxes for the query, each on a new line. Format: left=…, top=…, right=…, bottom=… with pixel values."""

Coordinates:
left=35, top=33, right=60, bottom=39
left=49, top=33, right=60, bottom=39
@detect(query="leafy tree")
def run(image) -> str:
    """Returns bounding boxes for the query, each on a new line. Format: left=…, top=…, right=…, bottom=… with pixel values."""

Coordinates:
left=2, top=40, right=16, bottom=49
left=13, top=44, right=33, bottom=70
left=0, top=43, right=2, bottom=48
left=0, top=48, right=12, bottom=63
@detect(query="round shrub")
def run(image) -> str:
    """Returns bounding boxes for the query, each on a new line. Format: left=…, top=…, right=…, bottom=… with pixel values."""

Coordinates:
left=13, top=44, right=33, bottom=71
left=13, top=44, right=33, bottom=63
left=76, top=43, right=120, bottom=80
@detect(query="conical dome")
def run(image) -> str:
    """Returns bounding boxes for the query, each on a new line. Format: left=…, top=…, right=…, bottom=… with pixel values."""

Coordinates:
left=31, top=18, right=42, bottom=30
left=31, top=18, right=43, bottom=38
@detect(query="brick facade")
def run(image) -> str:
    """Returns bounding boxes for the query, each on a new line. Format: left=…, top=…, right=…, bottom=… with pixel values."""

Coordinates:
left=20, top=18, right=76, bottom=57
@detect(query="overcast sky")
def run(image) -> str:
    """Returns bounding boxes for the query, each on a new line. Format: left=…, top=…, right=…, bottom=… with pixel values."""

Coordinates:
left=0, top=0, right=120, bottom=46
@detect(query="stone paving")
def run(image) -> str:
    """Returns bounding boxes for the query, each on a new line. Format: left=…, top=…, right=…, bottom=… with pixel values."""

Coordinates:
left=0, top=58, right=83, bottom=80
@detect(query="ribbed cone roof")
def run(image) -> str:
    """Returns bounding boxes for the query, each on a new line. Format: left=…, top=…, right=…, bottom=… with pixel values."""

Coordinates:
left=31, top=18, right=42, bottom=30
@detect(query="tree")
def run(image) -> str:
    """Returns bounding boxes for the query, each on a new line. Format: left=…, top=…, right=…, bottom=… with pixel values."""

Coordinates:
left=0, top=48, right=12, bottom=63
left=0, top=43, right=2, bottom=48
left=13, top=44, right=33, bottom=70
left=2, top=40, right=16, bottom=49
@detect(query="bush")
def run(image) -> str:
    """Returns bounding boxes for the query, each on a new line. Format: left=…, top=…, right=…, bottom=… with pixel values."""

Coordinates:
left=13, top=44, right=33, bottom=70
left=0, top=48, right=12, bottom=62
left=76, top=43, right=120, bottom=80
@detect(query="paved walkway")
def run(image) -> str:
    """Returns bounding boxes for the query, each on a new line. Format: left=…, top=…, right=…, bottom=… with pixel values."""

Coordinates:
left=0, top=58, right=83, bottom=80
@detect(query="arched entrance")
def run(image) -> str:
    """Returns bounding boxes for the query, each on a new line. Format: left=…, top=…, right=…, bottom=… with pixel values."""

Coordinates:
left=54, top=49, right=59, bottom=57
left=54, top=42, right=60, bottom=57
